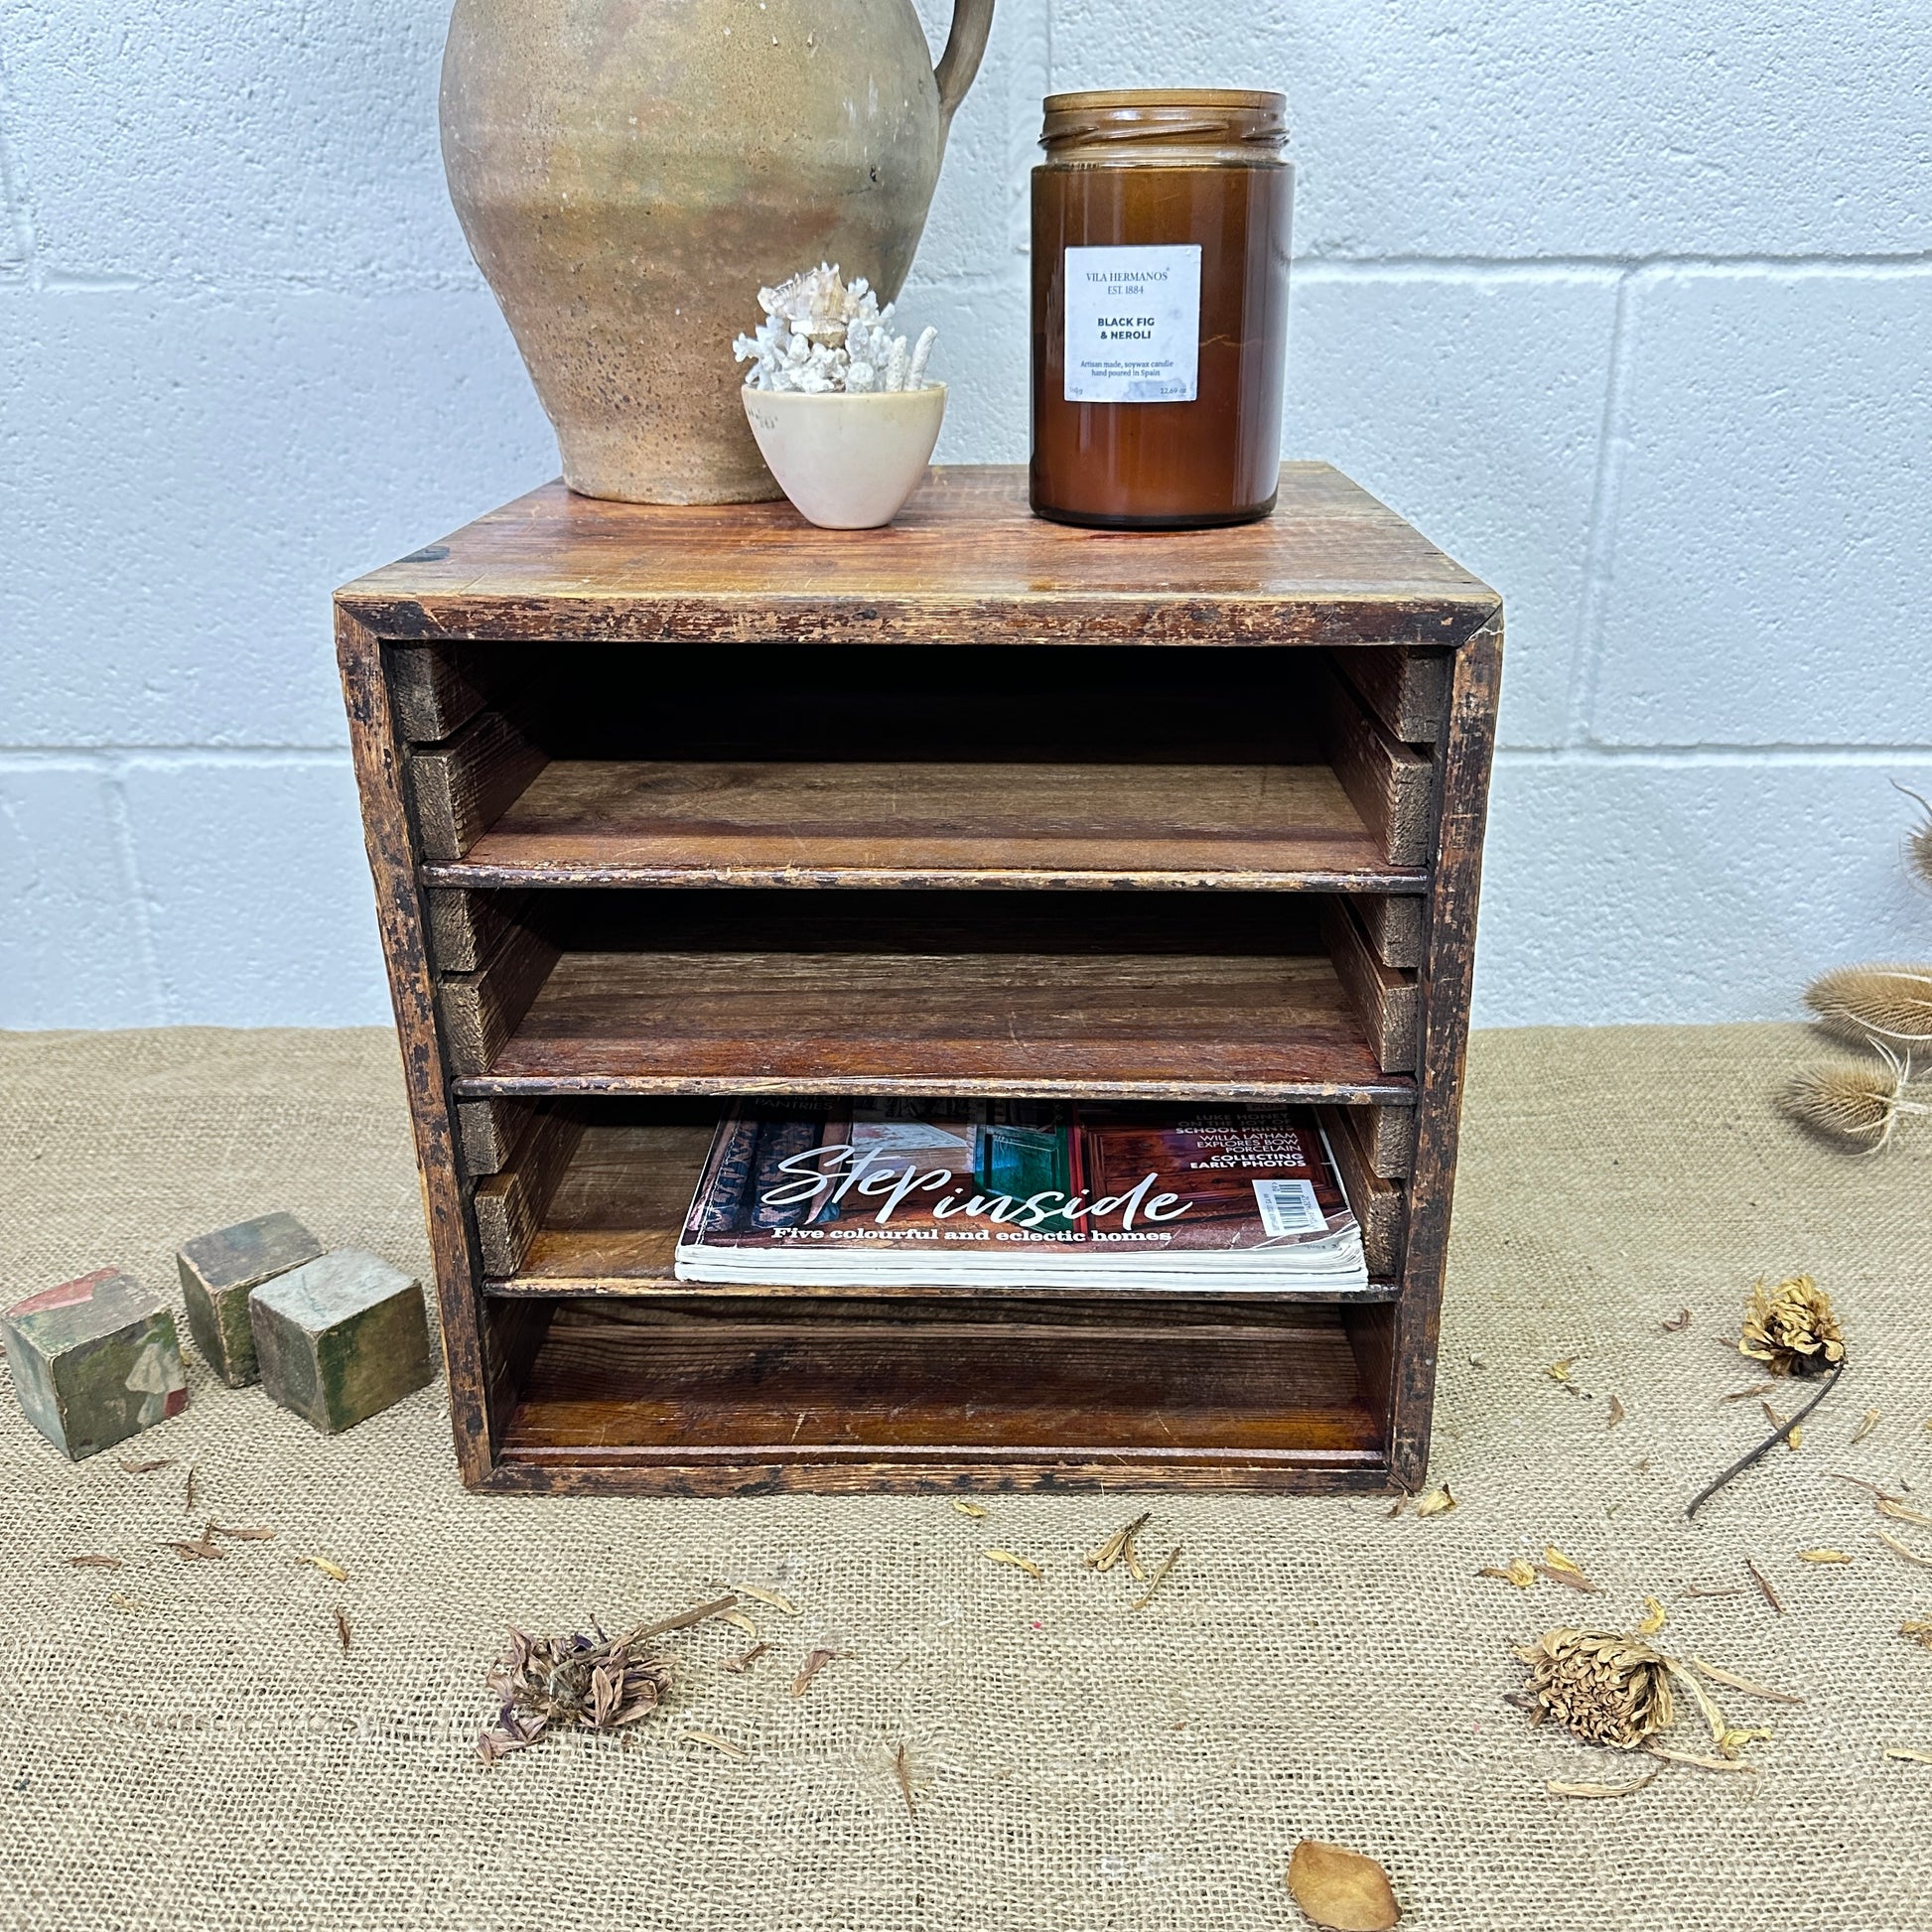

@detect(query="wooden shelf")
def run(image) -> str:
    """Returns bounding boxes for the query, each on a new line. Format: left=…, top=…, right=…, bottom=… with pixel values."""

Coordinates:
left=454, top=946, right=1415, bottom=1101
left=493, top=1298, right=1386, bottom=1490
left=422, top=759, right=1428, bottom=893
left=338, top=462, right=1503, bottom=1497
left=481, top=1119, right=1404, bottom=1303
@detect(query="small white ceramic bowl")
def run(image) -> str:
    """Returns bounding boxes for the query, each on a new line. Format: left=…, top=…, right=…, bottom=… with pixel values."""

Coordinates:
left=742, top=383, right=946, bottom=529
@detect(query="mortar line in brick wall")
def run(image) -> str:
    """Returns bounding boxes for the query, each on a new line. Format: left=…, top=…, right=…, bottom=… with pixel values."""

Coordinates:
left=14, top=253, right=1932, bottom=302
left=0, top=746, right=349, bottom=764
left=1294, top=251, right=1932, bottom=279
left=1564, top=267, right=1640, bottom=748
left=1498, top=744, right=1932, bottom=767
left=96, top=759, right=171, bottom=1028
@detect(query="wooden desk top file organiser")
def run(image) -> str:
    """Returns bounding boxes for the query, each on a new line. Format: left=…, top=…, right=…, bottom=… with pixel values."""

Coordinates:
left=336, top=465, right=1501, bottom=1495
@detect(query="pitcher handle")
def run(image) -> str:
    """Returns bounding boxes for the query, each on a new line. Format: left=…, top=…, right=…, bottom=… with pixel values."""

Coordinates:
left=934, top=0, right=995, bottom=128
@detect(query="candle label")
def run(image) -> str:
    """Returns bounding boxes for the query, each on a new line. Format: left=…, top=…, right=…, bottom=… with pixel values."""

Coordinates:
left=1062, top=244, right=1202, bottom=404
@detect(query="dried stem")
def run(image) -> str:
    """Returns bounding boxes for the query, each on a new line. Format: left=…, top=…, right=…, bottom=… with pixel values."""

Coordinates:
left=620, top=1593, right=739, bottom=1650
left=1686, top=1362, right=1846, bottom=1520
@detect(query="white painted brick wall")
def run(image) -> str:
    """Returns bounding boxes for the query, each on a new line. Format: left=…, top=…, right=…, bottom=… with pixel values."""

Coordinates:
left=4, top=0, right=1929, bottom=1030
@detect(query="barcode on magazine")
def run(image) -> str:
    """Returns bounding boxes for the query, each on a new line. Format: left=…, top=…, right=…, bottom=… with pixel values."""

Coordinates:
left=1251, top=1178, right=1325, bottom=1238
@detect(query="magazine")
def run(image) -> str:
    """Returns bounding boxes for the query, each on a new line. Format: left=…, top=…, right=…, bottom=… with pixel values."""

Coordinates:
left=674, top=1100, right=1367, bottom=1291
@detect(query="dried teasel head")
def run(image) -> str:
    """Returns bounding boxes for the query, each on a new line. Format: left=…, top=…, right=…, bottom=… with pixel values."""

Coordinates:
left=1739, top=1274, right=1845, bottom=1377
left=1894, top=781, right=1932, bottom=894
left=1804, top=964, right=1932, bottom=1047
left=1512, top=1628, right=1675, bottom=1750
left=1779, top=1043, right=1929, bottom=1152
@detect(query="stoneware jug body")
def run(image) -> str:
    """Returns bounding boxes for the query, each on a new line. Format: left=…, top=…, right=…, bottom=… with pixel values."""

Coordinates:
left=442, top=0, right=993, bottom=503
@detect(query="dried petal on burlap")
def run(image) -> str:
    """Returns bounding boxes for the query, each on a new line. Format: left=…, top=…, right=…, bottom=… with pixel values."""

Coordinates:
left=1286, top=1839, right=1401, bottom=1930
left=1739, top=1276, right=1845, bottom=1376
left=1513, top=1629, right=1675, bottom=1750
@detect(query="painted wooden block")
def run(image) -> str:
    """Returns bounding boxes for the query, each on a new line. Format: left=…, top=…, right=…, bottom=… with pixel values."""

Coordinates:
left=249, top=1249, right=434, bottom=1434
left=177, top=1212, right=323, bottom=1388
left=0, top=1269, right=188, bottom=1460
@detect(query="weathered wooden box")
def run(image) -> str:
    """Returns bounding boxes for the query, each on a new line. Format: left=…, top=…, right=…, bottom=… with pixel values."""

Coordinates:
left=337, top=466, right=1500, bottom=1495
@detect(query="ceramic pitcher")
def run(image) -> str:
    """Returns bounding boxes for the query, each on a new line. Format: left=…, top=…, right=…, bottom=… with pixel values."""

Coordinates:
left=442, top=0, right=995, bottom=504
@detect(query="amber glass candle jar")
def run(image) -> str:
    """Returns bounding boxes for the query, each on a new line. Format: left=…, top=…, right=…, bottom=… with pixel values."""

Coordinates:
left=1031, top=89, right=1293, bottom=529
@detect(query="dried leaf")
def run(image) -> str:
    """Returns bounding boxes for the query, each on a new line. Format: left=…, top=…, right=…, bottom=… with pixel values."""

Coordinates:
left=1414, top=1485, right=1456, bottom=1518
left=1606, top=1395, right=1626, bottom=1429
left=1667, top=1658, right=1730, bottom=1749
left=1682, top=1584, right=1745, bottom=1599
left=163, top=1536, right=225, bottom=1563
left=735, top=1585, right=798, bottom=1614
left=721, top=1641, right=768, bottom=1674
left=184, top=1463, right=199, bottom=1512
left=983, top=1549, right=1043, bottom=1581
left=678, top=1729, right=749, bottom=1758
left=1085, top=1511, right=1152, bottom=1574
left=1477, top=1559, right=1536, bottom=1589
left=790, top=1647, right=837, bottom=1697
left=1535, top=1548, right=1599, bottom=1593
left=117, top=1456, right=175, bottom=1473
left=1760, top=1400, right=1803, bottom=1451
left=1878, top=1529, right=1932, bottom=1568
left=1882, top=1746, right=1932, bottom=1765
left=1877, top=1497, right=1932, bottom=1530
left=1549, top=1358, right=1578, bottom=1384
left=718, top=1609, right=759, bottom=1638
left=1546, top=1763, right=1662, bottom=1800
left=1851, top=1408, right=1881, bottom=1445
left=1692, top=1658, right=1805, bottom=1706
left=1663, top=1309, right=1693, bottom=1332
left=334, top=1605, right=351, bottom=1653
left=895, top=1740, right=919, bottom=1818
left=209, top=1522, right=277, bottom=1542
left=68, top=1555, right=123, bottom=1570
left=1638, top=1596, right=1667, bottom=1635
left=1798, top=1549, right=1852, bottom=1564
left=1900, top=1620, right=1932, bottom=1650
left=295, top=1554, right=348, bottom=1582
left=1384, top=1499, right=1406, bottom=1519
left=1744, top=1557, right=1784, bottom=1613
left=1286, top=1839, right=1401, bottom=1931
left=1721, top=1383, right=1775, bottom=1403
left=1130, top=1546, right=1182, bottom=1611
left=108, top=1591, right=147, bottom=1614
left=949, top=1499, right=988, bottom=1519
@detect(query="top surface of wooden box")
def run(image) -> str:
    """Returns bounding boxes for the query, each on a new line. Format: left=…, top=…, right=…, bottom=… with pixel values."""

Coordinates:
left=337, top=465, right=1499, bottom=649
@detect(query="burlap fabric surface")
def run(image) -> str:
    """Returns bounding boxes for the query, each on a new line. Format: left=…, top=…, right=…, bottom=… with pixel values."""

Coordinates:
left=2, top=1024, right=1928, bottom=1931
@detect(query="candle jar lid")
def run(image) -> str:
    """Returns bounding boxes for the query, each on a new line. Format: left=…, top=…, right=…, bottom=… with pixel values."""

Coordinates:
left=1038, top=88, right=1289, bottom=164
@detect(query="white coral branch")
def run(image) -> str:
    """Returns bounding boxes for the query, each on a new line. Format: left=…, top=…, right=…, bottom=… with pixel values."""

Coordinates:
left=735, top=262, right=938, bottom=395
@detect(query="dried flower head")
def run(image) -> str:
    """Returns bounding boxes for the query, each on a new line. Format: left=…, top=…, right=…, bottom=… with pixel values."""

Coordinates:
left=1894, top=781, right=1932, bottom=893
left=1779, top=1044, right=1929, bottom=1152
left=478, top=1625, right=673, bottom=1764
left=1740, top=1275, right=1846, bottom=1377
left=1805, top=964, right=1932, bottom=1047
left=1514, top=1628, right=1675, bottom=1750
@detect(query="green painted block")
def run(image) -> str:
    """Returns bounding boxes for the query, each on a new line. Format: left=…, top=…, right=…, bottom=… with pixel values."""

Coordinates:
left=177, top=1212, right=322, bottom=1388
left=0, top=1269, right=189, bottom=1460
left=249, top=1249, right=434, bottom=1435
